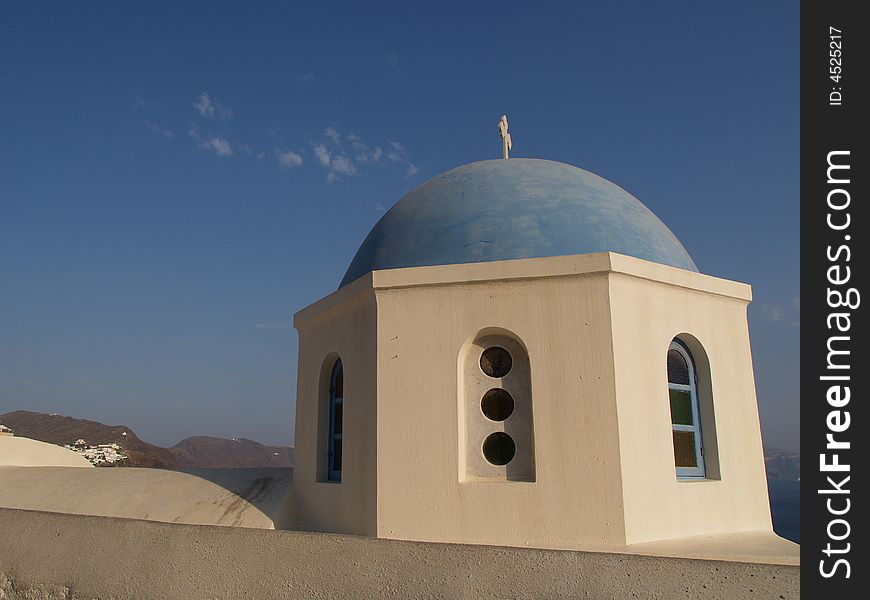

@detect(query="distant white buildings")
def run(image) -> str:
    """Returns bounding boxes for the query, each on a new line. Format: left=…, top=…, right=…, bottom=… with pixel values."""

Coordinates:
left=63, top=439, right=128, bottom=466
left=0, top=426, right=126, bottom=465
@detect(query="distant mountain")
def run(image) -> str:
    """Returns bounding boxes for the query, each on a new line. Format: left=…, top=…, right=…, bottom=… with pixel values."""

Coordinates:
left=764, top=448, right=800, bottom=480
left=0, top=410, right=293, bottom=469
left=171, top=436, right=293, bottom=468
left=0, top=410, right=178, bottom=468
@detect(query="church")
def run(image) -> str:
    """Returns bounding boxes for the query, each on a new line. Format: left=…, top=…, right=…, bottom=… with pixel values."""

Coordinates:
left=290, top=119, right=774, bottom=550
left=0, top=120, right=798, bottom=598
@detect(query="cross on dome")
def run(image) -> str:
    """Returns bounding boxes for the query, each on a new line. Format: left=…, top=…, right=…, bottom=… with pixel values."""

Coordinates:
left=498, top=115, right=512, bottom=159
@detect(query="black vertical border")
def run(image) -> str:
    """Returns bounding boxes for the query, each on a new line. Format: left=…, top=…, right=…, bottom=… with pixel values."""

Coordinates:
left=801, top=1, right=867, bottom=596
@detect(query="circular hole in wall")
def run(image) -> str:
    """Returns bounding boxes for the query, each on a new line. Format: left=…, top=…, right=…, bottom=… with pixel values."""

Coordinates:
left=480, top=347, right=512, bottom=378
left=481, top=389, right=514, bottom=421
left=482, top=432, right=516, bottom=466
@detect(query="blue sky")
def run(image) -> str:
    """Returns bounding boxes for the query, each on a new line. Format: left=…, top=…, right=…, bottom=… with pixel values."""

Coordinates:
left=0, top=2, right=799, bottom=450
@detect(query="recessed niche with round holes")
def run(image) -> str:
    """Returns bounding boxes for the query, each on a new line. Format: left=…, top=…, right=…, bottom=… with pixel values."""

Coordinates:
left=482, top=432, right=516, bottom=466
left=481, top=388, right=514, bottom=422
left=480, top=346, right=512, bottom=378
left=462, top=333, right=534, bottom=481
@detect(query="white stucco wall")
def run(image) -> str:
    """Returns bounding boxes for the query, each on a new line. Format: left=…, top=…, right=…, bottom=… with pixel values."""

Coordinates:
left=373, top=269, right=626, bottom=547
left=292, top=252, right=775, bottom=551
left=607, top=258, right=771, bottom=543
left=0, top=508, right=799, bottom=600
left=293, top=280, right=378, bottom=535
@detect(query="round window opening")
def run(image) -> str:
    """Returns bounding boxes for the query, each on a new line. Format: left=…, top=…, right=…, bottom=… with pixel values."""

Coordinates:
left=482, top=432, right=516, bottom=466
left=481, top=389, right=514, bottom=421
left=480, top=346, right=512, bottom=378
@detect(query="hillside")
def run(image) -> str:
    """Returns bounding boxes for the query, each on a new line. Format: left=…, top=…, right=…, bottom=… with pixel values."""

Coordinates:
left=0, top=411, right=292, bottom=469
left=171, top=436, right=293, bottom=468
left=0, top=410, right=179, bottom=468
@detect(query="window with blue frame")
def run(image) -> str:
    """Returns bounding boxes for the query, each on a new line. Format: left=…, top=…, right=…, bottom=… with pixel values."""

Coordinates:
left=667, top=340, right=706, bottom=478
left=327, top=358, right=343, bottom=481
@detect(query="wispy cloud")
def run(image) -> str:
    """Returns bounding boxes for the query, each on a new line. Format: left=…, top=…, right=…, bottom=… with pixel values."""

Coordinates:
left=276, top=149, right=303, bottom=168
left=331, top=155, right=356, bottom=175
left=136, top=93, right=420, bottom=179
left=760, top=304, right=785, bottom=322
left=387, top=51, right=399, bottom=69
left=325, top=127, right=341, bottom=146
left=313, top=137, right=357, bottom=182
left=296, top=72, right=315, bottom=83
left=238, top=144, right=265, bottom=161
left=145, top=121, right=173, bottom=139
left=758, top=295, right=800, bottom=327
left=192, top=92, right=232, bottom=119
left=310, top=127, right=417, bottom=183
left=386, top=140, right=405, bottom=162
left=347, top=133, right=382, bottom=164
left=204, top=137, right=233, bottom=156
left=189, top=126, right=234, bottom=157
left=313, top=143, right=331, bottom=167
left=386, top=140, right=418, bottom=178
left=193, top=93, right=215, bottom=117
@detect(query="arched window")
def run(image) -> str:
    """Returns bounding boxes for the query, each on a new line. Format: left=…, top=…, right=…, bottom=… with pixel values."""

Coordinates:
left=459, top=330, right=535, bottom=482
left=327, top=358, right=343, bottom=482
left=667, top=340, right=705, bottom=478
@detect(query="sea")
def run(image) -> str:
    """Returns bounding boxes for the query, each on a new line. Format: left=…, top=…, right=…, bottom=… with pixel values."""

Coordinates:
left=768, top=478, right=800, bottom=543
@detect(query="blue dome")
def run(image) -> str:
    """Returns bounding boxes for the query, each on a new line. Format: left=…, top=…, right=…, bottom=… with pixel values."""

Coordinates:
left=340, top=159, right=697, bottom=287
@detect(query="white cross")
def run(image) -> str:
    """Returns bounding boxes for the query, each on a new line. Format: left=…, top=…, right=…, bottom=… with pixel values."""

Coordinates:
left=498, top=114, right=512, bottom=159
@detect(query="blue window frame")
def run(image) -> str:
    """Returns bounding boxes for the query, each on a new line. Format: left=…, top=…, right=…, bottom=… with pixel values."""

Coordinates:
left=327, top=358, right=343, bottom=481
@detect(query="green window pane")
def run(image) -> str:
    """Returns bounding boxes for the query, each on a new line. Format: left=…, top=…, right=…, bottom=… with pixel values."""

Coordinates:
left=672, top=431, right=698, bottom=467
left=669, top=389, right=694, bottom=425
